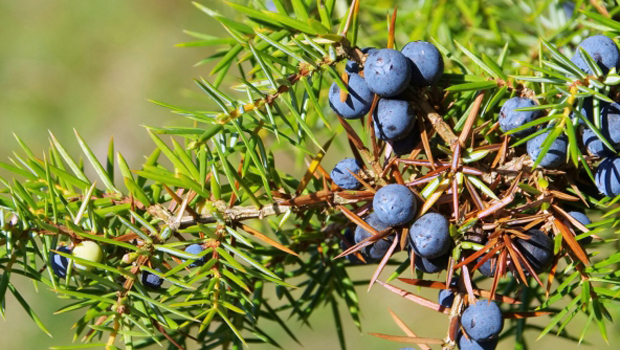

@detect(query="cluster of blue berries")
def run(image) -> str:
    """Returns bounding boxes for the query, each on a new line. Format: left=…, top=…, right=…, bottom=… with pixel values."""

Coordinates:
left=576, top=37, right=620, bottom=195
left=575, top=35, right=620, bottom=197
left=453, top=211, right=591, bottom=335
left=325, top=36, right=603, bottom=350
left=329, top=43, right=445, bottom=252
left=498, top=35, right=620, bottom=198
left=581, top=100, right=620, bottom=198
left=328, top=41, right=444, bottom=167
left=337, top=183, right=457, bottom=269
left=348, top=184, right=417, bottom=261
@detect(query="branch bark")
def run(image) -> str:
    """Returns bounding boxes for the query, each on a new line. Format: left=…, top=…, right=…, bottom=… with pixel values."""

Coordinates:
left=149, top=191, right=366, bottom=231
left=412, top=92, right=459, bottom=147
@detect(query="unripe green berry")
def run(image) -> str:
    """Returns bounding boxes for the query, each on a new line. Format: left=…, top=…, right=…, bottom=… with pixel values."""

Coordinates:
left=72, top=241, right=103, bottom=271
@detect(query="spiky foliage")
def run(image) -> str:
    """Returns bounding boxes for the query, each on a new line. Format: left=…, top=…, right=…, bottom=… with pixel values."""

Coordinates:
left=2, top=1, right=620, bottom=349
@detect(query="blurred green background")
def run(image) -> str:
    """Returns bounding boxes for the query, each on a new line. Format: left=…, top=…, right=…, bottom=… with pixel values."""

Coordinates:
left=0, top=0, right=220, bottom=168
left=0, top=0, right=617, bottom=349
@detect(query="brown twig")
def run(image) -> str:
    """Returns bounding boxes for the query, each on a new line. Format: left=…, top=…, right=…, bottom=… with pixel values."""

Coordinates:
left=412, top=92, right=459, bottom=146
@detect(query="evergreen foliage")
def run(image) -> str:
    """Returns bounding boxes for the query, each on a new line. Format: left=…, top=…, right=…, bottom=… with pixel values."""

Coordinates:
left=2, top=1, right=620, bottom=349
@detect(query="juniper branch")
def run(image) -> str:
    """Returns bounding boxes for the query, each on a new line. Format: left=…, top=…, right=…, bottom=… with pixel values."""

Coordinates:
left=214, top=39, right=363, bottom=126
left=155, top=191, right=365, bottom=231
